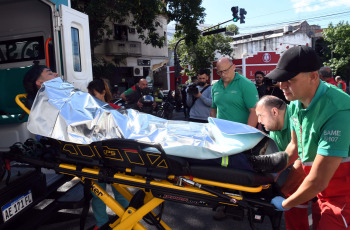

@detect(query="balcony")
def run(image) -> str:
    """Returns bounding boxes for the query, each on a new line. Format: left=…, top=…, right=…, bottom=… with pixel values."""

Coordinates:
left=105, top=40, right=142, bottom=57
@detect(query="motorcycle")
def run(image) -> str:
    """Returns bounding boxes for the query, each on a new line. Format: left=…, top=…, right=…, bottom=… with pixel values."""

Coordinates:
left=156, top=96, right=174, bottom=120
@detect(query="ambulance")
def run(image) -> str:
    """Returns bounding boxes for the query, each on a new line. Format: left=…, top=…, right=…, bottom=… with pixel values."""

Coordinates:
left=0, top=0, right=93, bottom=227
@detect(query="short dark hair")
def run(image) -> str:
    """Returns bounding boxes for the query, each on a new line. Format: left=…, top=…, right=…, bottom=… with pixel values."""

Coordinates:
left=23, top=65, right=48, bottom=97
left=258, top=95, right=286, bottom=111
left=87, top=78, right=112, bottom=102
left=319, top=66, right=332, bottom=79
left=255, top=71, right=265, bottom=77
left=198, top=69, right=210, bottom=76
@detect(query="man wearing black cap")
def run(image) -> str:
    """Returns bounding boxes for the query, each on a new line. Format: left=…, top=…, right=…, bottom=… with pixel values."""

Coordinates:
left=23, top=65, right=58, bottom=109
left=267, top=46, right=350, bottom=229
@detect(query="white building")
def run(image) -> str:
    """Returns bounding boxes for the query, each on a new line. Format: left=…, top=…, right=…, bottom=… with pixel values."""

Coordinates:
left=230, top=21, right=322, bottom=59
left=94, top=14, right=169, bottom=91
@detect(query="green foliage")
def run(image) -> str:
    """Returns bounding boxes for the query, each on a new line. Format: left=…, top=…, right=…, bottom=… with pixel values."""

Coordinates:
left=170, top=27, right=234, bottom=74
left=226, top=24, right=239, bottom=35
left=323, top=21, right=350, bottom=77
left=71, top=0, right=205, bottom=49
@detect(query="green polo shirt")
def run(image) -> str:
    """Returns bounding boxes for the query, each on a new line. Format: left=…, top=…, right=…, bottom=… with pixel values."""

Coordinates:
left=211, top=73, right=259, bottom=124
left=289, top=80, right=350, bottom=163
left=269, top=106, right=291, bottom=151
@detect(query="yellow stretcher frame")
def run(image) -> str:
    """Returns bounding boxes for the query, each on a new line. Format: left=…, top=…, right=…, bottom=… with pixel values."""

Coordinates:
left=57, top=162, right=269, bottom=230
left=13, top=94, right=276, bottom=230
left=15, top=93, right=30, bottom=115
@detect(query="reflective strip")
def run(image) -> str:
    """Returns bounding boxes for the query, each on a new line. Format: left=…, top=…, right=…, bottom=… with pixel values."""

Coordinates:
left=341, top=204, right=348, bottom=229
left=221, top=156, right=229, bottom=167
left=303, top=156, right=350, bottom=167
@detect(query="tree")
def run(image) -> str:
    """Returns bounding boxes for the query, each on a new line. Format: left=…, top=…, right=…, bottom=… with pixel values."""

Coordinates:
left=71, top=0, right=205, bottom=52
left=226, top=24, right=239, bottom=35
left=323, top=21, right=350, bottom=80
left=170, top=27, right=234, bottom=76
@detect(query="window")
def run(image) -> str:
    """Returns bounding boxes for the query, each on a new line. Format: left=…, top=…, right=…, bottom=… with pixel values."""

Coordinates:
left=71, top=27, right=82, bottom=72
left=0, top=36, right=45, bottom=64
left=114, top=25, right=128, bottom=41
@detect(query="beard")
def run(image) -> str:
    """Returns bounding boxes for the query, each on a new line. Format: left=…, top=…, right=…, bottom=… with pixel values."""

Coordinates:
left=198, top=81, right=206, bottom=86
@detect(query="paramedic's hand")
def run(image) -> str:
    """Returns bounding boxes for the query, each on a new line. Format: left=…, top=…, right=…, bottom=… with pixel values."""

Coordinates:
left=271, top=196, right=290, bottom=211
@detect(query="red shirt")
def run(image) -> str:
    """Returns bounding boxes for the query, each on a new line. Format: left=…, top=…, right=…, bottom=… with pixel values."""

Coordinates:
left=338, top=80, right=346, bottom=92
left=109, top=103, right=121, bottom=109
left=326, top=78, right=337, bottom=87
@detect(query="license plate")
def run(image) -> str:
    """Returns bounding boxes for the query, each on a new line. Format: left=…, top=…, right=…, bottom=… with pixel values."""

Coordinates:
left=2, top=190, right=33, bottom=222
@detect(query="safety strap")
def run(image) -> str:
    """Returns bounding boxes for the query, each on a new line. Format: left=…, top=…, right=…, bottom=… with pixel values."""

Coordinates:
left=221, top=156, right=229, bottom=167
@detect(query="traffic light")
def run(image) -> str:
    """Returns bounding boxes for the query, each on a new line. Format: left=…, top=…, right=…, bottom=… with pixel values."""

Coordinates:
left=231, top=6, right=239, bottom=22
left=240, top=8, right=247, bottom=24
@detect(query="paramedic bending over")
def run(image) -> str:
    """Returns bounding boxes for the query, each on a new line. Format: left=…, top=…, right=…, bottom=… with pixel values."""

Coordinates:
left=268, top=46, right=350, bottom=230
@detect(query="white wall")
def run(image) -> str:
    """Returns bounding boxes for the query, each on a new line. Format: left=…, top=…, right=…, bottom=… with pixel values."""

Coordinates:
left=232, top=32, right=312, bottom=58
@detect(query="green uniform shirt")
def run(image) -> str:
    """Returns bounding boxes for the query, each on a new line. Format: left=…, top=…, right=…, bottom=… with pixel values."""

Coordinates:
left=289, top=80, right=350, bottom=163
left=269, top=106, right=291, bottom=151
left=211, top=73, right=259, bottom=124
left=123, top=85, right=136, bottom=96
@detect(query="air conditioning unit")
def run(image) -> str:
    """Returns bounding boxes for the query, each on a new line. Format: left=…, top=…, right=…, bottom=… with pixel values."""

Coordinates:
left=129, top=27, right=136, bottom=33
left=133, top=67, right=143, bottom=76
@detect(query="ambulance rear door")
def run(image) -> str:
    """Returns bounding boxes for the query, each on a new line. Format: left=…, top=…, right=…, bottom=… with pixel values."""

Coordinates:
left=59, top=4, right=93, bottom=91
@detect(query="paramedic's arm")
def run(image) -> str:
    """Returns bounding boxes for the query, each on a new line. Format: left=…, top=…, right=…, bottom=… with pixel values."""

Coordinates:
left=120, top=93, right=127, bottom=101
left=210, top=108, right=217, bottom=118
left=247, top=108, right=258, bottom=127
left=280, top=130, right=304, bottom=196
left=282, top=155, right=342, bottom=209
left=280, top=159, right=305, bottom=196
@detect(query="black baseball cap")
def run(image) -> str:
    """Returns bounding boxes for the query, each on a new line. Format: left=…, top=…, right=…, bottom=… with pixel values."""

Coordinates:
left=266, top=46, right=321, bottom=82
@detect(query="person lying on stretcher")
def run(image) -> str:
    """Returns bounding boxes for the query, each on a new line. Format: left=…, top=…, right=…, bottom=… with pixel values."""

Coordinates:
left=22, top=66, right=288, bottom=174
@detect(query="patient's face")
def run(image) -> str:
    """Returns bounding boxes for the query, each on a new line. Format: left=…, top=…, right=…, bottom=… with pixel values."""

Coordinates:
left=36, top=68, right=58, bottom=88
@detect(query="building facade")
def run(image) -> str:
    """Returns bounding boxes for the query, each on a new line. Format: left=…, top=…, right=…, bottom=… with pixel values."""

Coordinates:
left=94, top=14, right=169, bottom=92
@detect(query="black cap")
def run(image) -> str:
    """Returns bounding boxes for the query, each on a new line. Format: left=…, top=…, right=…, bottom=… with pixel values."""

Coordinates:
left=266, top=46, right=321, bottom=82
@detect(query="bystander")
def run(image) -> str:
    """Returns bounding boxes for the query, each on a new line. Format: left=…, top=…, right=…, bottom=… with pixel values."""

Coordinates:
left=186, top=69, right=212, bottom=123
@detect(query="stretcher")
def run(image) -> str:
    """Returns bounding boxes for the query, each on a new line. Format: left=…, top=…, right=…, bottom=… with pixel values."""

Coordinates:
left=0, top=93, right=284, bottom=230
left=1, top=135, right=284, bottom=230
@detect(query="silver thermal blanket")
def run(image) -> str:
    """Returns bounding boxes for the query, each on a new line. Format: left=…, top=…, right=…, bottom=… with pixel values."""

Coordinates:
left=27, top=78, right=276, bottom=159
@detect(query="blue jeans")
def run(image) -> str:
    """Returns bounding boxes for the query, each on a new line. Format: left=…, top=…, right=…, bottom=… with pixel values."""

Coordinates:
left=91, top=182, right=129, bottom=227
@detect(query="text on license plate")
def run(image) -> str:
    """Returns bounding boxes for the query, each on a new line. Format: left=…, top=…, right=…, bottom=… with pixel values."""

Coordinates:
left=2, top=190, right=33, bottom=222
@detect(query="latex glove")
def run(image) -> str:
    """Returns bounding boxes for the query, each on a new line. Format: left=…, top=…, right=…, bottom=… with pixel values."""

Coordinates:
left=271, top=196, right=290, bottom=211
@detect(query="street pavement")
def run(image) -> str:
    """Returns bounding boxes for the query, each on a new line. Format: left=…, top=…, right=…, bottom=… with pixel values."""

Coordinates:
left=35, top=110, right=294, bottom=230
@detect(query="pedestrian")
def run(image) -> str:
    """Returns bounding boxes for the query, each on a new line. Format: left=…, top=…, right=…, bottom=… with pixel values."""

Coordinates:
left=186, top=69, right=212, bottom=123
left=319, top=66, right=337, bottom=86
left=181, top=84, right=189, bottom=119
left=267, top=46, right=350, bottom=230
left=210, top=57, right=259, bottom=127
left=335, top=76, right=347, bottom=92
left=87, top=79, right=129, bottom=230
left=255, top=71, right=266, bottom=98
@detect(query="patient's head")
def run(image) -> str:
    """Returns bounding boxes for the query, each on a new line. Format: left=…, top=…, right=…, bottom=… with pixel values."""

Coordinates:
left=87, top=78, right=112, bottom=103
left=23, top=65, right=58, bottom=97
left=255, top=95, right=287, bottom=131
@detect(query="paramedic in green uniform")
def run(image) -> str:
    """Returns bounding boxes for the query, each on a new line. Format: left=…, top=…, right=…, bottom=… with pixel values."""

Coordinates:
left=268, top=46, right=350, bottom=230
left=256, top=95, right=309, bottom=230
left=210, top=57, right=259, bottom=127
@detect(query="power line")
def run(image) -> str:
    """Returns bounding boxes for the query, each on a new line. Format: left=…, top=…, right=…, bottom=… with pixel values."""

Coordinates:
left=238, top=10, right=350, bottom=32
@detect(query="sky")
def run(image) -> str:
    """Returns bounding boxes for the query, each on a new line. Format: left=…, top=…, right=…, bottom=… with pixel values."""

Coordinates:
left=167, top=0, right=350, bottom=36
